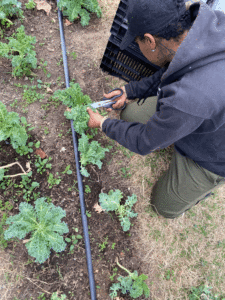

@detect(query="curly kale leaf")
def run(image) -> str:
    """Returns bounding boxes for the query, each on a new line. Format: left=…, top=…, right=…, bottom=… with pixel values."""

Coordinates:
left=0, top=101, right=28, bottom=150
left=110, top=270, right=150, bottom=299
left=99, top=189, right=123, bottom=211
left=4, top=198, right=69, bottom=264
left=78, top=133, right=110, bottom=177
left=118, top=275, right=133, bottom=294
left=57, top=0, right=102, bottom=27
left=64, top=104, right=96, bottom=135
left=0, top=25, right=37, bottom=77
left=99, top=190, right=138, bottom=231
left=0, top=0, right=23, bottom=26
left=54, top=82, right=92, bottom=108
left=109, top=282, right=121, bottom=299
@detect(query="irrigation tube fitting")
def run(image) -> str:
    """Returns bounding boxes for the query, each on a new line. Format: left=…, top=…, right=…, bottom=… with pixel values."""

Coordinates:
left=57, top=2, right=97, bottom=300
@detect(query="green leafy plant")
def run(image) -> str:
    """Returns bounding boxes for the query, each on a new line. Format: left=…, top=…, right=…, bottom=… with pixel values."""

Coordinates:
left=54, top=82, right=92, bottom=108
left=25, top=0, right=36, bottom=10
left=0, top=101, right=31, bottom=154
left=109, top=267, right=118, bottom=281
left=0, top=212, right=8, bottom=249
left=99, top=189, right=138, bottom=232
left=86, top=210, right=91, bottom=217
left=0, top=25, right=37, bottom=77
left=70, top=51, right=77, bottom=60
left=109, top=258, right=150, bottom=299
left=98, top=236, right=108, bottom=252
left=62, top=165, right=72, bottom=175
left=65, top=234, right=82, bottom=254
left=35, top=156, right=52, bottom=174
left=78, top=133, right=110, bottom=177
left=57, top=0, right=102, bottom=27
left=4, top=197, right=69, bottom=264
left=22, top=85, right=45, bottom=106
left=0, top=169, right=5, bottom=181
left=35, top=141, right=41, bottom=148
left=0, top=200, right=13, bottom=249
left=13, top=171, right=40, bottom=202
left=0, top=0, right=23, bottom=27
left=111, top=242, right=116, bottom=250
left=51, top=292, right=67, bottom=300
left=48, top=173, right=62, bottom=188
left=188, top=284, right=225, bottom=300
left=85, top=185, right=91, bottom=193
left=64, top=104, right=96, bottom=135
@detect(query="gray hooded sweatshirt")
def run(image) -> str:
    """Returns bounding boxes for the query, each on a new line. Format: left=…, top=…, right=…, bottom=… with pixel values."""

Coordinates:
left=102, top=1, right=225, bottom=178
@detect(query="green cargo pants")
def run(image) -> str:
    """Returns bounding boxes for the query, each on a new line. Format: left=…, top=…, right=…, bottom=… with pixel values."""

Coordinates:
left=120, top=96, right=225, bottom=218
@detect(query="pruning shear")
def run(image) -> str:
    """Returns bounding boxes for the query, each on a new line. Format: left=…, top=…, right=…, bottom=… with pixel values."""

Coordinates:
left=90, top=88, right=126, bottom=110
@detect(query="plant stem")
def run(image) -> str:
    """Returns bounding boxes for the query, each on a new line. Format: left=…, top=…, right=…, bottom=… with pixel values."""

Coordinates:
left=115, top=257, right=132, bottom=276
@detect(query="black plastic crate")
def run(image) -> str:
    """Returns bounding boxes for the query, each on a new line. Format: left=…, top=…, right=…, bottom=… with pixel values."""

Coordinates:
left=100, top=34, right=160, bottom=83
left=110, top=0, right=129, bottom=39
left=100, top=0, right=160, bottom=82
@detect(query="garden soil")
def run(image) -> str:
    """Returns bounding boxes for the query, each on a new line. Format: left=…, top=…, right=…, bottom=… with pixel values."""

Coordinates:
left=0, top=0, right=147, bottom=299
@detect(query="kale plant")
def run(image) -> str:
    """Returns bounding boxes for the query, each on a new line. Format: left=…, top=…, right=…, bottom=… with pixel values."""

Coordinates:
left=109, top=258, right=150, bottom=299
left=4, top=198, right=69, bottom=263
left=78, top=133, right=110, bottom=177
left=0, top=25, right=37, bottom=77
left=53, top=82, right=92, bottom=108
left=188, top=285, right=224, bottom=300
left=57, top=0, right=102, bottom=27
left=64, top=104, right=97, bottom=135
left=0, top=0, right=23, bottom=27
left=99, top=189, right=138, bottom=231
left=0, top=101, right=29, bottom=151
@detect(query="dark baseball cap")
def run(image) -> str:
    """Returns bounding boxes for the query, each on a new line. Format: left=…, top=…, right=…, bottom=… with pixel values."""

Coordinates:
left=120, top=0, right=187, bottom=50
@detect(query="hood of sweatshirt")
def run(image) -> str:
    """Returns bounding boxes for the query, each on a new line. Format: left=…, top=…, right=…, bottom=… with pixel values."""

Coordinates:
left=162, top=1, right=225, bottom=83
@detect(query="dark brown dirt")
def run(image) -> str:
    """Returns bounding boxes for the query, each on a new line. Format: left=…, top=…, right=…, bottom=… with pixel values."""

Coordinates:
left=0, top=1, right=146, bottom=299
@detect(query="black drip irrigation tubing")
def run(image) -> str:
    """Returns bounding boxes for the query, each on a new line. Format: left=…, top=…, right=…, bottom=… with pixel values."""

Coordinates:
left=57, top=2, right=97, bottom=300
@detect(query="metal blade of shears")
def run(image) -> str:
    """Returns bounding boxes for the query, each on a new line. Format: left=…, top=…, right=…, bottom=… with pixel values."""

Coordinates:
left=90, top=99, right=115, bottom=109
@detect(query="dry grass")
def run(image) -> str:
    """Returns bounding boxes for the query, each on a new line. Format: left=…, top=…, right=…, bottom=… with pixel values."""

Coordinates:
left=0, top=251, right=25, bottom=300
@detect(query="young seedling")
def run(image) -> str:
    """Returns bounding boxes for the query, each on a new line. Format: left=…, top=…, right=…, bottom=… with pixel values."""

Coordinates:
left=111, top=242, right=116, bottom=250
left=25, top=0, right=36, bottom=9
left=65, top=234, right=82, bottom=254
left=98, top=236, right=108, bottom=252
left=99, top=189, right=138, bottom=231
left=85, top=185, right=91, bottom=193
left=48, top=173, right=61, bottom=189
left=35, top=156, right=52, bottom=174
left=109, top=267, right=118, bottom=281
left=109, top=258, right=150, bottom=299
left=61, top=165, right=72, bottom=175
left=13, top=171, right=40, bottom=202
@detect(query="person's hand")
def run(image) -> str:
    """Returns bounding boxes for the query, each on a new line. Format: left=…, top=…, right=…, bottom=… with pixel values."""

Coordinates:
left=86, top=107, right=105, bottom=128
left=103, top=86, right=128, bottom=112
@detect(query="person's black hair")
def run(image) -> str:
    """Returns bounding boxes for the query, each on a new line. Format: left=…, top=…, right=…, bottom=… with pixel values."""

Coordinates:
left=136, top=7, right=196, bottom=43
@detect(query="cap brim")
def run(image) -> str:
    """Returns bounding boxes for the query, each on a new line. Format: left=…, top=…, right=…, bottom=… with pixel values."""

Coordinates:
left=119, top=30, right=134, bottom=50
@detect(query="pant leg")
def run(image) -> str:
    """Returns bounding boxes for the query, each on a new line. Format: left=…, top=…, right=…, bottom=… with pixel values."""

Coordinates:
left=151, top=150, right=225, bottom=218
left=120, top=96, right=158, bottom=124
